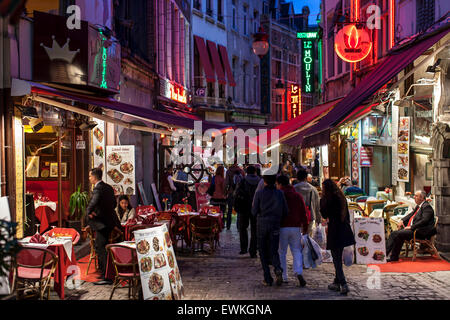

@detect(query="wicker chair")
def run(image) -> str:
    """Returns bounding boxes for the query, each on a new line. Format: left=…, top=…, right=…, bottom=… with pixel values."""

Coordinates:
left=82, top=226, right=98, bottom=275
left=12, top=246, right=58, bottom=300
left=190, top=215, right=220, bottom=254
left=405, top=217, right=441, bottom=261
left=366, top=200, right=386, bottom=216
left=106, top=244, right=140, bottom=300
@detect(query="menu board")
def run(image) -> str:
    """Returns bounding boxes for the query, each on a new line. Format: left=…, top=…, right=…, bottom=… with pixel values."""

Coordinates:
left=195, top=182, right=210, bottom=211
left=92, top=119, right=106, bottom=181
left=351, top=143, right=359, bottom=182
left=354, top=218, right=386, bottom=264
left=360, top=146, right=373, bottom=167
left=391, top=105, right=399, bottom=184
left=134, top=225, right=184, bottom=300
left=397, top=117, right=410, bottom=182
left=106, top=145, right=135, bottom=196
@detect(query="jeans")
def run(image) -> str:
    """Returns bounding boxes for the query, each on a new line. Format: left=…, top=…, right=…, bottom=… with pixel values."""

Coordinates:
left=279, top=227, right=303, bottom=280
left=331, top=247, right=346, bottom=285
left=237, top=212, right=257, bottom=255
left=257, top=222, right=282, bottom=284
left=95, top=228, right=111, bottom=279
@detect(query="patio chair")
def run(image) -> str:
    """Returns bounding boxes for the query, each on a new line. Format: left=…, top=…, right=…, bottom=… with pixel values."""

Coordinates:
left=172, top=215, right=188, bottom=251
left=190, top=215, right=220, bottom=254
left=382, top=203, right=400, bottom=237
left=106, top=244, right=140, bottom=300
left=81, top=225, right=98, bottom=275
left=405, top=217, right=441, bottom=261
left=43, top=227, right=80, bottom=245
left=393, top=205, right=410, bottom=216
left=366, top=200, right=386, bottom=216
left=12, top=246, right=58, bottom=300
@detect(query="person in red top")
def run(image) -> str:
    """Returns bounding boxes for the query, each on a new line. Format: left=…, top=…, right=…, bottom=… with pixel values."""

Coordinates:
left=276, top=175, right=308, bottom=287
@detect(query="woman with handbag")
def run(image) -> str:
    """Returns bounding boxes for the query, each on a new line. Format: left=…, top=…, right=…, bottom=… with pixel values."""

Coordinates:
left=209, top=166, right=227, bottom=227
left=320, top=179, right=355, bottom=295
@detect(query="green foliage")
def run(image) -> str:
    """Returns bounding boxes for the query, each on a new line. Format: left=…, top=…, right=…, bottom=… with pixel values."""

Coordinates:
left=69, top=185, right=89, bottom=220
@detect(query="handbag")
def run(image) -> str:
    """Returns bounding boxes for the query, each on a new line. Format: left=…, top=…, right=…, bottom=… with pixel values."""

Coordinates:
left=207, top=176, right=215, bottom=196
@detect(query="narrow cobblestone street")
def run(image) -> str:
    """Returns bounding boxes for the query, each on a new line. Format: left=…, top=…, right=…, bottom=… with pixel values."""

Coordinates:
left=62, top=224, right=450, bottom=300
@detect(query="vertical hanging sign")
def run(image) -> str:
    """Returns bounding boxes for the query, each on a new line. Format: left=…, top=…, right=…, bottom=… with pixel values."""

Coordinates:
left=302, top=40, right=315, bottom=93
left=289, top=84, right=301, bottom=118
left=92, top=119, right=106, bottom=181
left=397, top=117, right=410, bottom=182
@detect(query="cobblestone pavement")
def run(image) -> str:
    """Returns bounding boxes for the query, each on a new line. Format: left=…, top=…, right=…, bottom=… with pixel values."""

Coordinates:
left=60, top=224, right=450, bottom=300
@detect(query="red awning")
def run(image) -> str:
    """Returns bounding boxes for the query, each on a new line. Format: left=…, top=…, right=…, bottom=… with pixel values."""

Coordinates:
left=163, top=106, right=202, bottom=120
left=194, top=36, right=215, bottom=83
left=249, top=98, right=342, bottom=151
left=207, top=40, right=227, bottom=85
left=302, top=23, right=449, bottom=147
left=218, top=45, right=236, bottom=87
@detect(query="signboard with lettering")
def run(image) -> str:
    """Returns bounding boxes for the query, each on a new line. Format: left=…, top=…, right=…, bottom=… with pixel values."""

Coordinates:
left=106, top=145, right=136, bottom=196
left=335, top=24, right=372, bottom=63
left=354, top=218, right=386, bottom=264
left=360, top=146, right=373, bottom=167
left=160, top=79, right=187, bottom=104
left=301, top=40, right=314, bottom=93
left=289, top=84, right=301, bottom=119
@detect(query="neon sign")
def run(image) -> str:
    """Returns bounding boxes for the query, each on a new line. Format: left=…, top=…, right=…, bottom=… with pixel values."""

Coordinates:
left=99, top=31, right=108, bottom=89
left=169, top=84, right=187, bottom=104
left=297, top=32, right=319, bottom=39
left=302, top=40, right=314, bottom=93
left=289, top=84, right=301, bottom=118
left=334, top=24, right=372, bottom=63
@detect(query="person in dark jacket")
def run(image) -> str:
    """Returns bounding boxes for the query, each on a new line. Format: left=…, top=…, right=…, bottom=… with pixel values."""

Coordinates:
left=160, top=165, right=177, bottom=209
left=386, top=190, right=436, bottom=262
left=85, top=168, right=121, bottom=285
left=225, top=163, right=245, bottom=230
left=320, top=179, right=355, bottom=295
left=234, top=165, right=261, bottom=257
left=252, top=174, right=288, bottom=286
left=276, top=175, right=308, bottom=287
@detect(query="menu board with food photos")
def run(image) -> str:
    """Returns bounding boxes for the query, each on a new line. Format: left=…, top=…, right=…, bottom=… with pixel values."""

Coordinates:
left=92, top=119, right=106, bottom=181
left=397, top=117, right=410, bottom=182
left=134, top=225, right=184, bottom=300
left=106, top=145, right=135, bottom=196
left=354, top=218, right=386, bottom=264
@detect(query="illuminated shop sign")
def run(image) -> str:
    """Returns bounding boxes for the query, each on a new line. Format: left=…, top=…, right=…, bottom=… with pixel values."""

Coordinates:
left=302, top=40, right=314, bottom=93
left=297, top=32, right=319, bottom=39
left=289, top=84, right=301, bottom=118
left=334, top=24, right=372, bottom=63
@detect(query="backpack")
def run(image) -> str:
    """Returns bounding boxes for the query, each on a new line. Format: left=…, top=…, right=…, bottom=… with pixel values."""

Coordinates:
left=234, top=179, right=258, bottom=211
left=232, top=172, right=243, bottom=190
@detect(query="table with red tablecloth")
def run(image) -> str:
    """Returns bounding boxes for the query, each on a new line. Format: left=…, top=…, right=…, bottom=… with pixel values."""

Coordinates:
left=14, top=240, right=77, bottom=300
left=176, top=213, right=223, bottom=246
left=35, top=206, right=59, bottom=233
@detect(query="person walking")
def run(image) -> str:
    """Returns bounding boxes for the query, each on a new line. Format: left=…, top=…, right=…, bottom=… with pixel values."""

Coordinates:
left=234, top=165, right=261, bottom=258
left=294, top=167, right=320, bottom=235
left=320, top=179, right=356, bottom=295
left=225, top=163, right=245, bottom=230
left=85, top=168, right=121, bottom=285
left=252, top=174, right=288, bottom=286
left=276, top=175, right=308, bottom=287
left=210, top=165, right=227, bottom=221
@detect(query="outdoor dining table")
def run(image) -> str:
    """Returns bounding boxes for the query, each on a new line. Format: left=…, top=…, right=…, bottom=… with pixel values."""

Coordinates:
left=176, top=212, right=223, bottom=246
left=16, top=236, right=77, bottom=299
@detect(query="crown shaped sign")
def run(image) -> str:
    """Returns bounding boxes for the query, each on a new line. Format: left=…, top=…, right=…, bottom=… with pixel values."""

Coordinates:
left=40, top=36, right=80, bottom=64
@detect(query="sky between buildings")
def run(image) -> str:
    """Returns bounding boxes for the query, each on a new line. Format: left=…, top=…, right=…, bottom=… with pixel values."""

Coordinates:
left=293, top=0, right=321, bottom=26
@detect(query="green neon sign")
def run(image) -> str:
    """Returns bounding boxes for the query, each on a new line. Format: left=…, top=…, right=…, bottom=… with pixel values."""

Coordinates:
left=99, top=30, right=108, bottom=89
left=302, top=40, right=314, bottom=93
left=297, top=32, right=319, bottom=39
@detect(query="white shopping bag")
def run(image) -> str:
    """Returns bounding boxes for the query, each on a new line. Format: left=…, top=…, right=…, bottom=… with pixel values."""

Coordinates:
left=302, top=235, right=322, bottom=269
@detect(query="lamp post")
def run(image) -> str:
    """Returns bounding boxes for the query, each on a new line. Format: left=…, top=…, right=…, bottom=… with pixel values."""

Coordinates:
left=252, top=27, right=269, bottom=58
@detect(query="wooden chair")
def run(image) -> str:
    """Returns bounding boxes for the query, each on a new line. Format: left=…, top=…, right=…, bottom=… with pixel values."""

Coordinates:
left=43, top=227, right=80, bottom=245
left=12, top=246, right=58, bottom=300
left=106, top=244, right=140, bottom=300
left=82, top=226, right=98, bottom=275
left=382, top=203, right=400, bottom=237
left=366, top=200, right=386, bottom=216
left=355, top=196, right=369, bottom=213
left=190, top=215, right=220, bottom=254
left=405, top=217, right=441, bottom=261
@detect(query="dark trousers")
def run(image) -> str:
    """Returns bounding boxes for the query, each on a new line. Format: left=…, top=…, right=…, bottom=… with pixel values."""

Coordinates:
left=237, top=212, right=257, bottom=255
left=226, top=195, right=234, bottom=229
left=95, top=228, right=111, bottom=279
left=386, top=229, right=414, bottom=259
left=257, top=223, right=282, bottom=284
left=211, top=198, right=228, bottom=228
left=331, top=247, right=346, bottom=285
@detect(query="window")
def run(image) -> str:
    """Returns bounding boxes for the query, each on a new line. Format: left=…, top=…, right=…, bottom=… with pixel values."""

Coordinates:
left=243, top=5, right=248, bottom=35
left=218, top=0, right=223, bottom=22
left=232, top=57, right=238, bottom=101
left=206, top=0, right=212, bottom=16
left=208, top=82, right=215, bottom=97
left=263, top=1, right=269, bottom=15
left=193, top=0, right=201, bottom=10
left=254, top=11, right=259, bottom=34
left=243, top=61, right=248, bottom=103
left=416, top=0, right=435, bottom=33
left=232, top=0, right=237, bottom=30
left=219, top=84, right=225, bottom=98
left=253, top=65, right=258, bottom=105
left=327, top=34, right=335, bottom=78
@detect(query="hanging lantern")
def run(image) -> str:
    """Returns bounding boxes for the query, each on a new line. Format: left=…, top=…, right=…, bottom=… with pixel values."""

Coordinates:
left=252, top=27, right=269, bottom=58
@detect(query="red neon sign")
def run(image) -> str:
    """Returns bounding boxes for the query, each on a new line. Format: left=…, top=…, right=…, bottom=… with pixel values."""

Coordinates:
left=334, top=24, right=372, bottom=63
left=169, top=84, right=187, bottom=104
left=289, top=84, right=301, bottom=119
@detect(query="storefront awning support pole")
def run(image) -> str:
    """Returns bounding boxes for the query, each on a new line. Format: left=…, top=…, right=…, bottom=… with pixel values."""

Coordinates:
left=31, top=95, right=172, bottom=136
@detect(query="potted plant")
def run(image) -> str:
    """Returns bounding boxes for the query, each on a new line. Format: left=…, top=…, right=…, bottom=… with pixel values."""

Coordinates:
left=0, top=219, right=20, bottom=300
left=68, top=185, right=89, bottom=238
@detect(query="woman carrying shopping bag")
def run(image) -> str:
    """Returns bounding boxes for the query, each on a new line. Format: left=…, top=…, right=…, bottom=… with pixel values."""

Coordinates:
left=320, top=179, right=355, bottom=295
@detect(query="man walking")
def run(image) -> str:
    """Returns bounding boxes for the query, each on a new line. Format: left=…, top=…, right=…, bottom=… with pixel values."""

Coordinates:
left=225, top=163, right=244, bottom=230
left=276, top=175, right=308, bottom=287
left=294, top=167, right=321, bottom=235
left=234, top=165, right=260, bottom=258
left=252, top=174, right=288, bottom=286
left=86, top=168, right=121, bottom=285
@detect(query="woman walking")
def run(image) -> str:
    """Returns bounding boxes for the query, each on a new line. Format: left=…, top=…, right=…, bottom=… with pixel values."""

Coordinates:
left=210, top=165, right=227, bottom=225
left=320, top=179, right=355, bottom=295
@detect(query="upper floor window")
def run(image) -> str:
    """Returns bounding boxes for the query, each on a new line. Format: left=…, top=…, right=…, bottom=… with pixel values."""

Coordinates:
left=206, top=0, right=213, bottom=17
left=243, top=5, right=248, bottom=35
left=254, top=11, right=259, bottom=33
left=218, top=0, right=224, bottom=22
left=193, top=0, right=201, bottom=11
left=232, top=0, right=237, bottom=30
